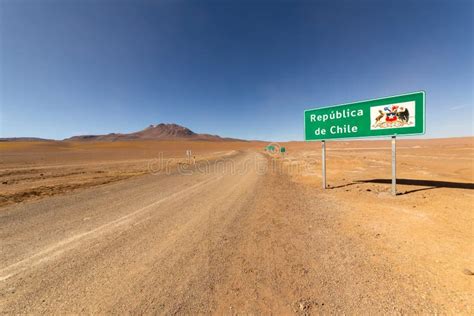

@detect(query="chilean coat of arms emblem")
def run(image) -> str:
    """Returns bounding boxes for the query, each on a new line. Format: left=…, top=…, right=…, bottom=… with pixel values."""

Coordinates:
left=370, top=101, right=415, bottom=130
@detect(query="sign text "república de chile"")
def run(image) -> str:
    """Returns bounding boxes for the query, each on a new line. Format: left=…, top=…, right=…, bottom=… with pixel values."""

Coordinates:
left=304, top=91, right=425, bottom=140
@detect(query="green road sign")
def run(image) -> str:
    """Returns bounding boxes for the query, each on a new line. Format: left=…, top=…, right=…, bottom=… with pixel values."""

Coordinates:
left=280, top=147, right=286, bottom=153
left=304, top=91, right=425, bottom=140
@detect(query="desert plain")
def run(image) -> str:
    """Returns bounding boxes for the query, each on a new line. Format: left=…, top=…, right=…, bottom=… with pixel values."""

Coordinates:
left=0, top=137, right=473, bottom=313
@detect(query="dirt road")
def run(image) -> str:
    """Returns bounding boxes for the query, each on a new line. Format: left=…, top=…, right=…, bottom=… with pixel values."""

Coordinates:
left=0, top=151, right=469, bottom=313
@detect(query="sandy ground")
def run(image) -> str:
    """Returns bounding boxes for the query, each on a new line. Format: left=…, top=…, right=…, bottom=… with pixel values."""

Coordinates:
left=0, top=140, right=260, bottom=207
left=0, top=138, right=472, bottom=313
left=277, top=137, right=474, bottom=313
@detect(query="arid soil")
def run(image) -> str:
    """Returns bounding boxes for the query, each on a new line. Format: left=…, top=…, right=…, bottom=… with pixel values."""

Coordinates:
left=0, top=138, right=472, bottom=313
left=0, top=140, right=260, bottom=207
left=278, top=137, right=474, bottom=313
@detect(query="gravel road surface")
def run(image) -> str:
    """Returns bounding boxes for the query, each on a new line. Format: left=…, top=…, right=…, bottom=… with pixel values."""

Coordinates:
left=0, top=152, right=447, bottom=313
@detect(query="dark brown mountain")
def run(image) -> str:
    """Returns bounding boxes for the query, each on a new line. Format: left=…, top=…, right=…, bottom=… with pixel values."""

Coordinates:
left=64, top=123, right=243, bottom=142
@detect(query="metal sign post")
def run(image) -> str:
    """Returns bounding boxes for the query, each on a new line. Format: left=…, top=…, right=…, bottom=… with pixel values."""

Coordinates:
left=391, top=136, right=396, bottom=196
left=322, top=140, right=326, bottom=189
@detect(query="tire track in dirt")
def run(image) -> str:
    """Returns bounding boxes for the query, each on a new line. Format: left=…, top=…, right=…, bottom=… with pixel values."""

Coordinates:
left=0, top=175, right=222, bottom=282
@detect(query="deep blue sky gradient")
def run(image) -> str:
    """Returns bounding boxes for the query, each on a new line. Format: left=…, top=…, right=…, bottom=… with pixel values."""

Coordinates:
left=1, top=0, right=472, bottom=140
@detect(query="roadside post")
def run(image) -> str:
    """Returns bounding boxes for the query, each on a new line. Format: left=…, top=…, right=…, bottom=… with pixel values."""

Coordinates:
left=392, top=136, right=396, bottom=196
left=322, top=140, right=326, bottom=189
left=186, top=150, right=192, bottom=164
left=304, top=91, right=425, bottom=195
left=280, top=147, right=286, bottom=156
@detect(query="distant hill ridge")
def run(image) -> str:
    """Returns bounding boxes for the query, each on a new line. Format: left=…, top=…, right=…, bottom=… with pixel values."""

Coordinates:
left=64, top=123, right=242, bottom=142
left=0, top=123, right=243, bottom=142
left=0, top=137, right=53, bottom=142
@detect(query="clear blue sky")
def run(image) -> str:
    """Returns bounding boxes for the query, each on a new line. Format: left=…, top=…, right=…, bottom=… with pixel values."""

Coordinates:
left=1, top=0, right=472, bottom=140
